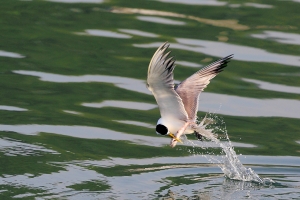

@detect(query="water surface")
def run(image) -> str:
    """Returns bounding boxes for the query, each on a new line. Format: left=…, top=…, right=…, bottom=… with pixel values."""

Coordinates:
left=1, top=0, right=300, bottom=199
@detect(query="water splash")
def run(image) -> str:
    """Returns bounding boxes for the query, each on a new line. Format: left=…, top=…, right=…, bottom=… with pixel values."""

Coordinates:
left=182, top=113, right=274, bottom=184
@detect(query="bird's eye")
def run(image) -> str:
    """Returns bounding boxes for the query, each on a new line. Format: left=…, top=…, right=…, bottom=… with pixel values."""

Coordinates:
left=156, top=124, right=168, bottom=135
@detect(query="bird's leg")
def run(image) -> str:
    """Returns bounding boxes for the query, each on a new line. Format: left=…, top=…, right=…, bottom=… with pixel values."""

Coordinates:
left=170, top=121, right=190, bottom=148
left=190, top=122, right=204, bottom=141
left=183, top=121, right=202, bottom=141
left=194, top=131, right=203, bottom=141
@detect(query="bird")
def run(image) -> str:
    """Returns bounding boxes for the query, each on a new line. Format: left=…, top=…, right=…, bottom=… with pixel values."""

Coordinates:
left=146, top=42, right=233, bottom=147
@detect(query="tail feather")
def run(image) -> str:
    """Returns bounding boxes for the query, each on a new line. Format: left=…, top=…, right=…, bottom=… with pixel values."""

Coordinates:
left=195, top=116, right=219, bottom=142
left=195, top=127, right=218, bottom=142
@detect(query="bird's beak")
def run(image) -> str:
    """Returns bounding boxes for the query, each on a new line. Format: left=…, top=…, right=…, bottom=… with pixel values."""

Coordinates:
left=168, top=133, right=183, bottom=143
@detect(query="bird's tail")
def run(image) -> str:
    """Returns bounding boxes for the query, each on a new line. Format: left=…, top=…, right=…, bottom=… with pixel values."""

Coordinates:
left=195, top=114, right=219, bottom=143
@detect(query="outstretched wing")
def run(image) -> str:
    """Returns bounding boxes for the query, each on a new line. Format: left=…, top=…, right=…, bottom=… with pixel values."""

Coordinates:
left=175, top=54, right=233, bottom=121
left=147, top=42, right=188, bottom=122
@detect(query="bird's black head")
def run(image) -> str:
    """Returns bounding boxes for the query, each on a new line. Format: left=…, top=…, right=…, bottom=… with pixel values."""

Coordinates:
left=156, top=124, right=168, bottom=135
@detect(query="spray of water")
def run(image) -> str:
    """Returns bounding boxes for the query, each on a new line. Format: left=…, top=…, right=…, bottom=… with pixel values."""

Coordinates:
left=182, top=112, right=273, bottom=184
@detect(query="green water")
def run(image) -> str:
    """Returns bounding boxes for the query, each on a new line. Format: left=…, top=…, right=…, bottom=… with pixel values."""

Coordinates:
left=0, top=0, right=300, bottom=199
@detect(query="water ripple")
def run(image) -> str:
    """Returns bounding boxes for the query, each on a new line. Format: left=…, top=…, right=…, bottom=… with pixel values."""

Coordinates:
left=118, top=29, right=159, bottom=38
left=242, top=78, right=300, bottom=94
left=0, top=138, right=59, bottom=156
left=0, top=50, right=25, bottom=58
left=71, top=155, right=287, bottom=169
left=0, top=124, right=169, bottom=147
left=155, top=0, right=226, bottom=6
left=12, top=70, right=300, bottom=118
left=155, top=0, right=273, bottom=8
left=114, top=120, right=155, bottom=128
left=45, top=0, right=104, bottom=3
left=134, top=39, right=300, bottom=67
left=0, top=124, right=256, bottom=148
left=12, top=70, right=147, bottom=94
left=63, top=110, right=82, bottom=115
left=0, top=164, right=106, bottom=198
left=45, top=156, right=299, bottom=199
left=75, top=29, right=131, bottom=38
left=176, top=60, right=202, bottom=68
left=82, top=100, right=157, bottom=110
left=251, top=30, right=300, bottom=45
left=0, top=105, right=28, bottom=112
left=244, top=3, right=273, bottom=8
left=200, top=92, right=300, bottom=119
left=111, top=7, right=249, bottom=30
left=137, top=16, right=186, bottom=25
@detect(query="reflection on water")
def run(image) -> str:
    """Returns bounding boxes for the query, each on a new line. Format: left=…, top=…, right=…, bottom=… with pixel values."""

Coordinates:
left=82, top=100, right=157, bottom=110
left=0, top=105, right=27, bottom=111
left=276, top=72, right=300, bottom=77
left=0, top=138, right=59, bottom=156
left=0, top=50, right=25, bottom=58
left=63, top=110, right=82, bottom=115
left=13, top=70, right=300, bottom=118
left=1, top=160, right=298, bottom=199
left=200, top=92, right=300, bottom=119
left=0, top=124, right=170, bottom=147
left=155, top=0, right=273, bottom=8
left=134, top=39, right=300, bottom=67
left=13, top=70, right=148, bottom=94
left=0, top=163, right=106, bottom=198
left=136, top=16, right=186, bottom=25
left=251, top=30, right=300, bottom=45
left=160, top=178, right=274, bottom=200
left=242, top=78, right=300, bottom=94
left=98, top=166, right=220, bottom=199
left=75, top=29, right=131, bottom=38
left=52, top=155, right=296, bottom=199
left=13, top=155, right=294, bottom=199
left=111, top=7, right=249, bottom=30
left=45, top=0, right=104, bottom=3
left=244, top=3, right=273, bottom=8
left=191, top=140, right=257, bottom=148
left=115, top=120, right=253, bottom=147
left=71, top=155, right=300, bottom=168
left=155, top=0, right=227, bottom=6
left=229, top=4, right=241, bottom=8
left=114, top=120, right=156, bottom=128
left=0, top=124, right=255, bottom=148
left=176, top=60, right=202, bottom=68
left=118, top=29, right=159, bottom=38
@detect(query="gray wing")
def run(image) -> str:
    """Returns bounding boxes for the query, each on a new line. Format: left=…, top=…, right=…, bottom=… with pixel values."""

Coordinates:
left=147, top=42, right=188, bottom=121
left=175, top=54, right=233, bottom=121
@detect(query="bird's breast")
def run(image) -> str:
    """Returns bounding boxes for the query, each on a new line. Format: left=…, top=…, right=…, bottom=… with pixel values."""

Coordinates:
left=164, top=118, right=194, bottom=134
